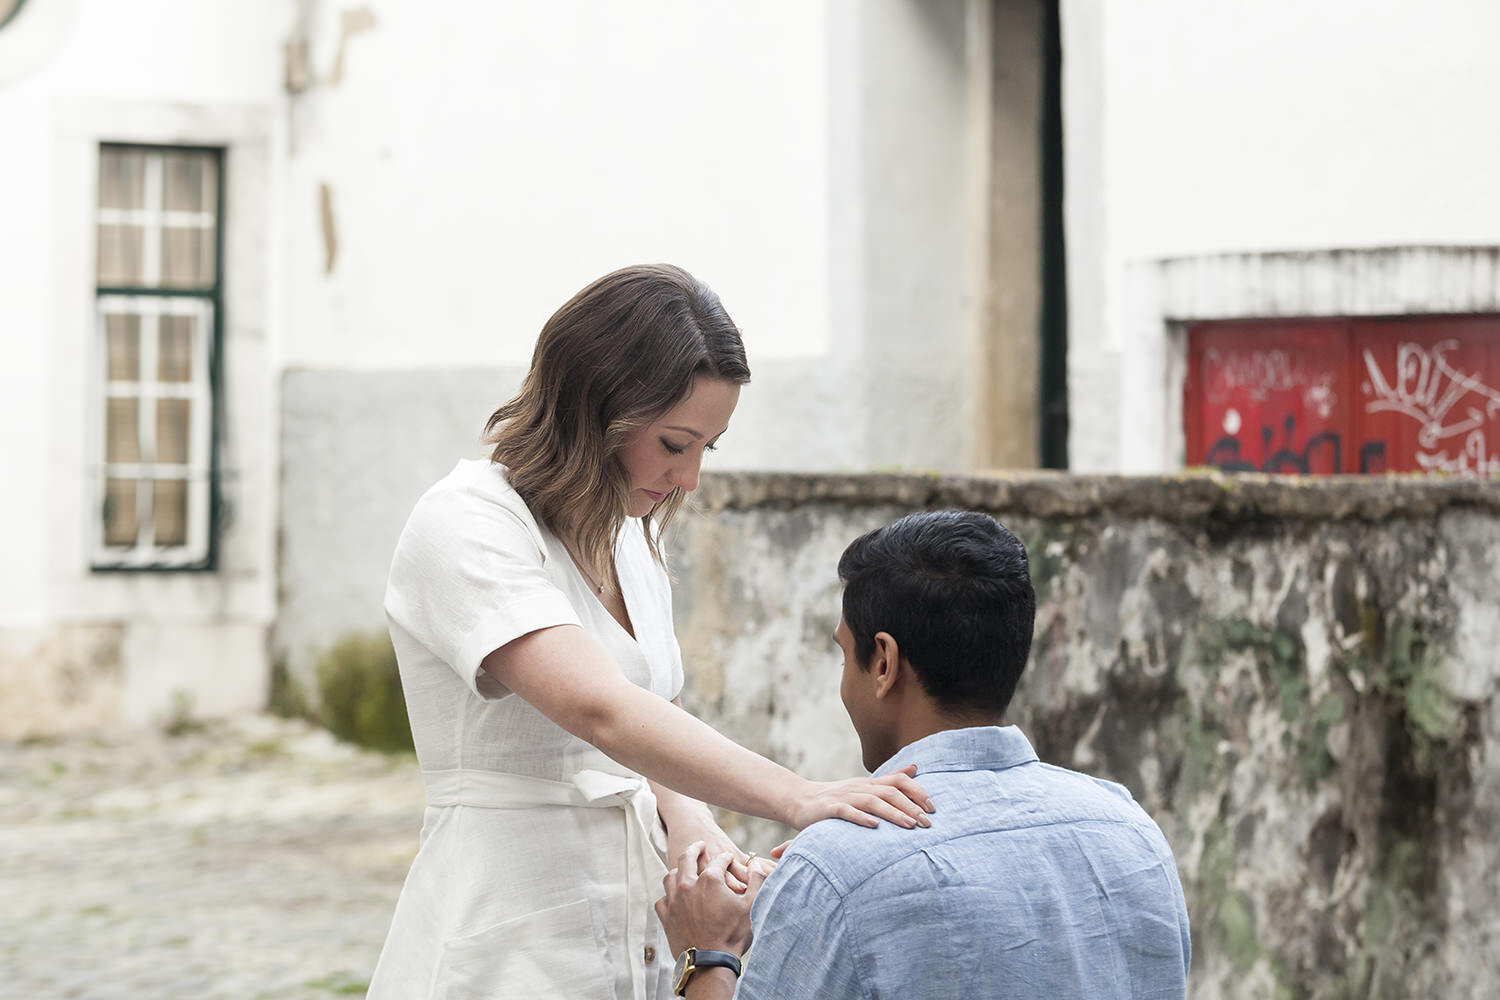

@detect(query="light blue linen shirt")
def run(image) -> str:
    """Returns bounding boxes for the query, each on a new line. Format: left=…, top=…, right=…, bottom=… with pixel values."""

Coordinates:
left=737, top=726, right=1190, bottom=999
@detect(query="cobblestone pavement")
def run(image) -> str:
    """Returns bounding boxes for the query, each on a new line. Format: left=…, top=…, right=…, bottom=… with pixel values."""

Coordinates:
left=0, top=715, right=426, bottom=1000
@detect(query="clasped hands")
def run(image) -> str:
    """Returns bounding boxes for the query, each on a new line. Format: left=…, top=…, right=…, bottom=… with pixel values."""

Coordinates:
left=655, top=840, right=784, bottom=959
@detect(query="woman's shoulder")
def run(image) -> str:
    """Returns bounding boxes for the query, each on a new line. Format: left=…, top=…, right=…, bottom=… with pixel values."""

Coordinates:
left=401, top=460, right=546, bottom=549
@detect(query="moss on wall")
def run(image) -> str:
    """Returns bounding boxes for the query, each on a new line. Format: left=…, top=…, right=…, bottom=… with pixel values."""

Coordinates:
left=313, top=631, right=413, bottom=753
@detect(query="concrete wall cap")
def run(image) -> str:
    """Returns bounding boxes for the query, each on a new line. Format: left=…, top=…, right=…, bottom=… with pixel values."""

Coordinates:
left=691, top=470, right=1500, bottom=522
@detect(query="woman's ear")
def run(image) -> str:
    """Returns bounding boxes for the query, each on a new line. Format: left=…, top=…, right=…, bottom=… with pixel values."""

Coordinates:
left=869, top=631, right=903, bottom=700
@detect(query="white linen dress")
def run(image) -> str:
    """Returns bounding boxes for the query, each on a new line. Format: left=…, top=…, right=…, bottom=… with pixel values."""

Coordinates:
left=367, top=460, right=681, bottom=1000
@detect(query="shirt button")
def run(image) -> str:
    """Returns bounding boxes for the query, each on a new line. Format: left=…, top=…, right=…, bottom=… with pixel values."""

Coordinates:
left=644, top=946, right=657, bottom=965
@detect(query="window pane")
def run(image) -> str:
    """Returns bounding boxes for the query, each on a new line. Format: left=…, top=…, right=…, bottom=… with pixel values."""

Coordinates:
left=103, top=479, right=139, bottom=548
left=157, top=314, right=195, bottom=382
left=163, top=152, right=216, bottom=213
left=98, top=225, right=145, bottom=286
left=155, top=399, right=191, bottom=464
left=98, top=149, right=146, bottom=211
left=152, top=480, right=189, bottom=546
left=105, top=313, right=142, bottom=382
left=105, top=398, right=141, bottom=463
left=160, top=226, right=216, bottom=288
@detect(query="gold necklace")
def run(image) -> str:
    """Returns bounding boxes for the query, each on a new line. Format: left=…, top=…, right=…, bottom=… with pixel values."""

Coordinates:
left=565, top=543, right=610, bottom=594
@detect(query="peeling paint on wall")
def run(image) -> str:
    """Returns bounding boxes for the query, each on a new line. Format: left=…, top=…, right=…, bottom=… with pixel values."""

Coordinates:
left=318, top=182, right=337, bottom=274
left=284, top=37, right=311, bottom=95
left=328, top=6, right=377, bottom=87
left=666, top=470, right=1500, bottom=1000
left=0, top=625, right=125, bottom=739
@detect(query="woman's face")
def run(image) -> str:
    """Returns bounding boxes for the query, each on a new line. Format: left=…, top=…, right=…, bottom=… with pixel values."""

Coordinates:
left=617, top=376, right=740, bottom=517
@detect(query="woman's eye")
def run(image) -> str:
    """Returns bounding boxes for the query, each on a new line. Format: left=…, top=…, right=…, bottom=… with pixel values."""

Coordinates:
left=662, top=439, right=687, bottom=455
left=705, top=443, right=718, bottom=453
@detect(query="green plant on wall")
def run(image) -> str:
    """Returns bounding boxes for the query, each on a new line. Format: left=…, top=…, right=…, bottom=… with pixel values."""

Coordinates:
left=1179, top=605, right=1469, bottom=995
left=1190, top=617, right=1345, bottom=789
left=1345, top=620, right=1462, bottom=773
left=315, top=631, right=413, bottom=753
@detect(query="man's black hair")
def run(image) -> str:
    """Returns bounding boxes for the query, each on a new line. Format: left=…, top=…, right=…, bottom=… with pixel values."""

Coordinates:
left=837, top=509, right=1036, bottom=717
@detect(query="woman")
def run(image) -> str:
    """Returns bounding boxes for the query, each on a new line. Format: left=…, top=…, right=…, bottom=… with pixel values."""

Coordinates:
left=367, top=264, right=932, bottom=1000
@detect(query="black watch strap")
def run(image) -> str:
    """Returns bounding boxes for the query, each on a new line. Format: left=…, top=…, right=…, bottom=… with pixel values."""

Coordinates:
left=691, top=949, right=742, bottom=978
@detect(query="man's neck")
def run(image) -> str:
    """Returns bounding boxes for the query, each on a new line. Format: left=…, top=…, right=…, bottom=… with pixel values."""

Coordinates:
left=890, top=709, right=1002, bottom=762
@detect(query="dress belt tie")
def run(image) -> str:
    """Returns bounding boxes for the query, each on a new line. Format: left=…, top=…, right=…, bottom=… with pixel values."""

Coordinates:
left=422, top=768, right=667, bottom=1000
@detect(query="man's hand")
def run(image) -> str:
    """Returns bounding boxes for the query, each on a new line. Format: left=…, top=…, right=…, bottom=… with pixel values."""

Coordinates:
left=651, top=783, right=748, bottom=890
left=655, top=842, right=769, bottom=958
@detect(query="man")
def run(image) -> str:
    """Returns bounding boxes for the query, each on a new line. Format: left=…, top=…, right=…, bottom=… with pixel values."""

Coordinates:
left=656, top=510, right=1191, bottom=998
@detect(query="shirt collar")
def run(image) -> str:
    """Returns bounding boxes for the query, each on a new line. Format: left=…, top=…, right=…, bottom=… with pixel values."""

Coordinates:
left=874, top=725, right=1039, bottom=778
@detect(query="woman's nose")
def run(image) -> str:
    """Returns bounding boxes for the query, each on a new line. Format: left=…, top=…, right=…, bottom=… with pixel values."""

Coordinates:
left=669, top=455, right=702, bottom=493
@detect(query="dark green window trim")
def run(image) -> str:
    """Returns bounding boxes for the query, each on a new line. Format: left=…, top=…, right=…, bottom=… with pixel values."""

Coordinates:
left=0, top=0, right=28, bottom=33
left=92, top=142, right=226, bottom=573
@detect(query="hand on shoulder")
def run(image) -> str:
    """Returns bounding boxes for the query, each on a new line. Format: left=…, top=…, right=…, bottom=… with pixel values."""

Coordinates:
left=788, top=764, right=934, bottom=831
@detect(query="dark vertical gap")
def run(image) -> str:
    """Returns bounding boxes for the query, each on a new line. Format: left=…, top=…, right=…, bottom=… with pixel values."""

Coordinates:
left=1038, top=0, right=1069, bottom=468
left=208, top=146, right=227, bottom=572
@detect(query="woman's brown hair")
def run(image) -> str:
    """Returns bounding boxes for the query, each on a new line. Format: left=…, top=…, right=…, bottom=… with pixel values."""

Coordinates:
left=484, top=263, right=750, bottom=584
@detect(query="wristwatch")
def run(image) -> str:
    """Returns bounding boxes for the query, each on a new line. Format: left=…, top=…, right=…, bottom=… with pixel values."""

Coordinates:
left=672, top=947, right=742, bottom=996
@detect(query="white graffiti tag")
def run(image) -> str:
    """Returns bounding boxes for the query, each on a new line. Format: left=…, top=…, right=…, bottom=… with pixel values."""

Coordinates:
left=1362, top=340, right=1500, bottom=476
left=1204, top=347, right=1339, bottom=419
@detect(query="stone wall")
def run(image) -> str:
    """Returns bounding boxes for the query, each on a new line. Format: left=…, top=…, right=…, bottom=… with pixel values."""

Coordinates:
left=667, top=471, right=1500, bottom=1000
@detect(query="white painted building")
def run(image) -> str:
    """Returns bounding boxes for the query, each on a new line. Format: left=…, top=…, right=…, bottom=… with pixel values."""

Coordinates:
left=2, top=0, right=1497, bottom=735
left=1067, top=0, right=1500, bottom=474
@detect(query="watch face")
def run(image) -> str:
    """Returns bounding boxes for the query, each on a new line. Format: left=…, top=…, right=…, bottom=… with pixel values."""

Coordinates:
left=672, top=950, right=692, bottom=995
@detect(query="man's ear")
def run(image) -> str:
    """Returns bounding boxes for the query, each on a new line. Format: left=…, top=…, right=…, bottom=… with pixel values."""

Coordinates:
left=869, top=631, right=904, bottom=700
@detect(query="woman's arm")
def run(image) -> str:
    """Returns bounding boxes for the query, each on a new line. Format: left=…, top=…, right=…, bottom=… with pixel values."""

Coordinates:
left=481, top=625, right=933, bottom=830
left=651, top=698, right=744, bottom=864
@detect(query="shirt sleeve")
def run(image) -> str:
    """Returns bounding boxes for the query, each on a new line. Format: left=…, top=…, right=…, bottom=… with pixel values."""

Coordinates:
left=736, top=853, right=866, bottom=1000
left=666, top=634, right=686, bottom=702
left=384, top=477, right=580, bottom=700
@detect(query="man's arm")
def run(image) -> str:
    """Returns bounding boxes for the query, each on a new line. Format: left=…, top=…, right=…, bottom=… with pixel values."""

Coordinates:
left=684, top=967, right=738, bottom=1000
left=732, top=849, right=864, bottom=1000
left=657, top=839, right=866, bottom=999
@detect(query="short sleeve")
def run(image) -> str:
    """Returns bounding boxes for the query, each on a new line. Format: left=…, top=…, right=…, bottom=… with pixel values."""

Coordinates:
left=384, top=474, right=580, bottom=700
left=666, top=634, right=685, bottom=702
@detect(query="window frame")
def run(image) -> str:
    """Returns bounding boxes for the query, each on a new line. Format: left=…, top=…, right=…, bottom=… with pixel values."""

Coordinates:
left=90, top=142, right=226, bottom=572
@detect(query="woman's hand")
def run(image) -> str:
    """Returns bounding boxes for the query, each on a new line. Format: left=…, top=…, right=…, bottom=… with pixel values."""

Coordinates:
left=787, top=764, right=934, bottom=830
left=652, top=773, right=747, bottom=887
left=665, top=809, right=742, bottom=875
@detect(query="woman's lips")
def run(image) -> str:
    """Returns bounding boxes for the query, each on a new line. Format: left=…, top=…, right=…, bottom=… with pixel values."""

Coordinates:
left=642, top=489, right=668, bottom=503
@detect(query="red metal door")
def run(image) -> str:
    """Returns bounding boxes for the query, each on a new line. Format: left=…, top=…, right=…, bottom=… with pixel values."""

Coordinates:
left=1186, top=316, right=1500, bottom=475
left=1353, top=317, right=1500, bottom=476
left=1185, top=320, right=1352, bottom=473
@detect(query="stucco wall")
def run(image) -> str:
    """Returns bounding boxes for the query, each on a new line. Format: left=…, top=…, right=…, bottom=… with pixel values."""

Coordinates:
left=668, top=471, right=1500, bottom=999
left=280, top=0, right=987, bottom=476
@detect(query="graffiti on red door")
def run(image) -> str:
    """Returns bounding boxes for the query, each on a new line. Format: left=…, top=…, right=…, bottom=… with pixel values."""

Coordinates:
left=1185, top=318, right=1500, bottom=476
left=1360, top=337, right=1500, bottom=475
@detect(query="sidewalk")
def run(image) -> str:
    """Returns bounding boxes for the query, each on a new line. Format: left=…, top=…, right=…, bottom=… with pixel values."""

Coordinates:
left=0, top=715, right=425, bottom=1000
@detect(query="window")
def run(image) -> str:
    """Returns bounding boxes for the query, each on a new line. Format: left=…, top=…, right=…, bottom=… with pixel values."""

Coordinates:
left=93, top=145, right=222, bottom=569
left=1184, top=317, right=1500, bottom=476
